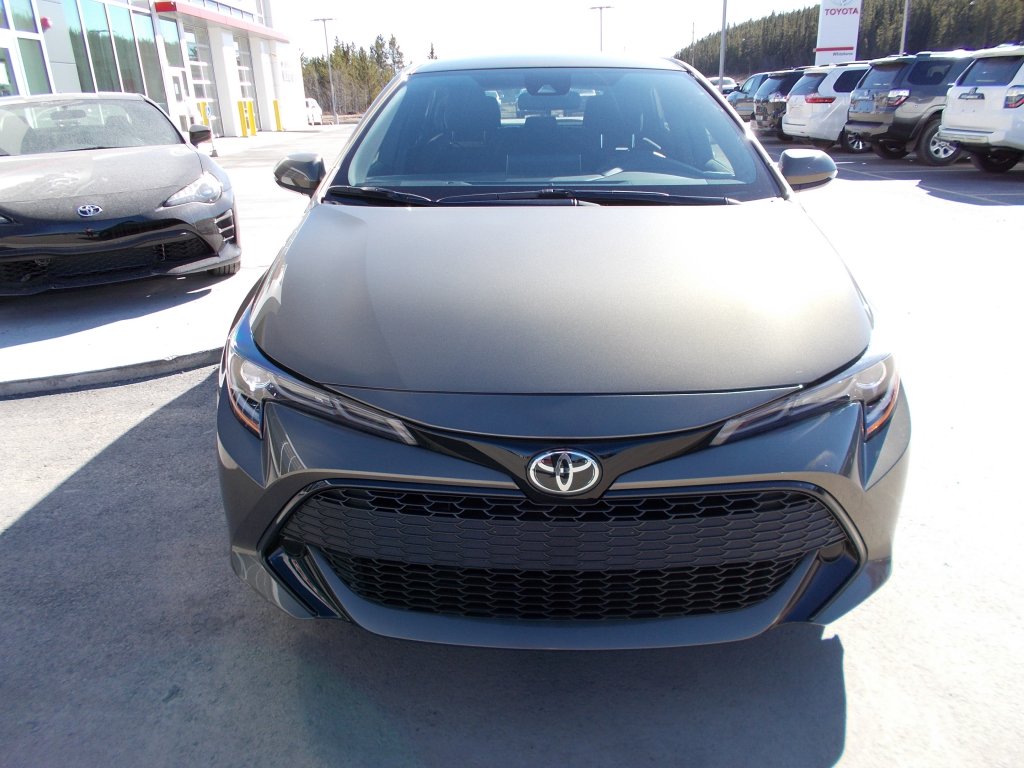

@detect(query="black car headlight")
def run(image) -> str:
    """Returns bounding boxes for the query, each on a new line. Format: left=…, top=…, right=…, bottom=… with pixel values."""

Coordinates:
left=164, top=172, right=223, bottom=206
left=222, top=315, right=416, bottom=445
left=711, top=349, right=900, bottom=446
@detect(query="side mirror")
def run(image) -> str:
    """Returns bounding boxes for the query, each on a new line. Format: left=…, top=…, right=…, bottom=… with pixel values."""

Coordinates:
left=778, top=149, right=837, bottom=191
left=188, top=124, right=212, bottom=146
left=273, top=153, right=326, bottom=196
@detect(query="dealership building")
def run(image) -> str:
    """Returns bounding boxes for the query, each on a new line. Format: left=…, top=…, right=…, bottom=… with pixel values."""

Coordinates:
left=1, top=0, right=305, bottom=136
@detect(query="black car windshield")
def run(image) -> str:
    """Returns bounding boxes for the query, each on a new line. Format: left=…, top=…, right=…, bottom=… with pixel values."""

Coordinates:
left=0, top=97, right=184, bottom=156
left=339, top=66, right=778, bottom=202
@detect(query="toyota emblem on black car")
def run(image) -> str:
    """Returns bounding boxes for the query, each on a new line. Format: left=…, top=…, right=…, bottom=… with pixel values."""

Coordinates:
left=77, top=204, right=103, bottom=218
left=528, top=450, right=601, bottom=495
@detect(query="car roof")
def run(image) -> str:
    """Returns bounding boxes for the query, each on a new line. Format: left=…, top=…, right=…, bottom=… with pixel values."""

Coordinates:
left=803, top=62, right=870, bottom=75
left=967, top=43, right=1024, bottom=59
left=868, top=49, right=975, bottom=67
left=0, top=91, right=147, bottom=105
left=409, top=54, right=688, bottom=74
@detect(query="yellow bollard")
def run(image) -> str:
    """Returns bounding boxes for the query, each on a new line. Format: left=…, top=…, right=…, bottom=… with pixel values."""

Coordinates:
left=273, top=100, right=282, bottom=132
left=247, top=102, right=256, bottom=135
left=198, top=101, right=208, bottom=126
left=237, top=101, right=248, bottom=137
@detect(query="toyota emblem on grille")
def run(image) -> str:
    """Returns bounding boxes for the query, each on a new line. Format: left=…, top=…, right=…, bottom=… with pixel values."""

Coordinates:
left=528, top=449, right=601, bottom=495
left=77, top=204, right=103, bottom=218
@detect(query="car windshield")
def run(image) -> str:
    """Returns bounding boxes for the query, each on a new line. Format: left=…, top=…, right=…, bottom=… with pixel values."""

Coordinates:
left=340, top=66, right=777, bottom=202
left=0, top=97, right=183, bottom=156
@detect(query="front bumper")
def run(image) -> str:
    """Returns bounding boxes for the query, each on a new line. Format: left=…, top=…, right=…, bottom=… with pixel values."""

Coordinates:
left=0, top=201, right=239, bottom=295
left=217, top=369, right=910, bottom=650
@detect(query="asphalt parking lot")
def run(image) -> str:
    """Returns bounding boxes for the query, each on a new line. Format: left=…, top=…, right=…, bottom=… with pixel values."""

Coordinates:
left=1, top=128, right=1023, bottom=767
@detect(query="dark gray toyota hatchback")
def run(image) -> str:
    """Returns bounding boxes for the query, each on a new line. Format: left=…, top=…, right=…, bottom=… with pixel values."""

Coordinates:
left=217, top=55, right=909, bottom=649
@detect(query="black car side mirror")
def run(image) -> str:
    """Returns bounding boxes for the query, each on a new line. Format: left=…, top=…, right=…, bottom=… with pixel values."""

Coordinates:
left=188, top=124, right=212, bottom=146
left=273, top=153, right=326, bottom=196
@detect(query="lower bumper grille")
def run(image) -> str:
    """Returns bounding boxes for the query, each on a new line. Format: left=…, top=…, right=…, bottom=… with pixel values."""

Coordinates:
left=0, top=237, right=214, bottom=291
left=281, top=485, right=848, bottom=621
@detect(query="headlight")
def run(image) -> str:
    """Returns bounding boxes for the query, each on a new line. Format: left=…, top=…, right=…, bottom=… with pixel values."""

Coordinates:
left=711, top=351, right=900, bottom=446
left=222, top=318, right=416, bottom=445
left=164, top=172, right=223, bottom=206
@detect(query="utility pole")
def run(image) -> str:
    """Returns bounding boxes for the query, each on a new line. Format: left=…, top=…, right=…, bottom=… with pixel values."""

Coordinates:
left=313, top=17, right=337, bottom=122
left=590, top=6, right=612, bottom=52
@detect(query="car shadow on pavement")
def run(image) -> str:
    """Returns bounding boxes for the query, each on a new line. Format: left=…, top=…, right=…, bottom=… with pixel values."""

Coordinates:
left=0, top=273, right=225, bottom=349
left=0, top=369, right=847, bottom=767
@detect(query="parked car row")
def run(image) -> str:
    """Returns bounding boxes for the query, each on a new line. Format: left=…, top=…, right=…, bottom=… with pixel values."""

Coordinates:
left=728, top=43, right=1024, bottom=173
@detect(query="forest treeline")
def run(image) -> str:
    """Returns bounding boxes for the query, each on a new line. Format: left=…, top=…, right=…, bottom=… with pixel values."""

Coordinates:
left=302, top=36, right=437, bottom=115
left=676, top=0, right=1024, bottom=77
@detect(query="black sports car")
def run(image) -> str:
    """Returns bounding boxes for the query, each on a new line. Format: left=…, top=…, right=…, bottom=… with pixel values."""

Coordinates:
left=0, top=92, right=239, bottom=295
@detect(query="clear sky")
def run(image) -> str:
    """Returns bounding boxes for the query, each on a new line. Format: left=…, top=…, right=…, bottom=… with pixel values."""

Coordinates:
left=280, top=1, right=818, bottom=66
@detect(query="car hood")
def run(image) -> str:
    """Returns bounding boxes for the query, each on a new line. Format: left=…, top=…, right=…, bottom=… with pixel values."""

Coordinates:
left=0, top=146, right=204, bottom=219
left=251, top=199, right=870, bottom=396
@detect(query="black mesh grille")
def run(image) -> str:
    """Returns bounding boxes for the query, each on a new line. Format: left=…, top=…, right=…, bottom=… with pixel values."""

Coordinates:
left=0, top=237, right=213, bottom=290
left=281, top=486, right=847, bottom=620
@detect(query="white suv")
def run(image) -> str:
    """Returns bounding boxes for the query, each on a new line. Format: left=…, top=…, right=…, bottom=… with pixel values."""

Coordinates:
left=939, top=44, right=1024, bottom=173
left=783, top=63, right=870, bottom=152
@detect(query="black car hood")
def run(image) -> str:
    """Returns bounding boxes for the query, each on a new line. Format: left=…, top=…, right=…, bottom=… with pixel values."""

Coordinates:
left=0, top=146, right=204, bottom=219
left=252, top=200, right=870, bottom=396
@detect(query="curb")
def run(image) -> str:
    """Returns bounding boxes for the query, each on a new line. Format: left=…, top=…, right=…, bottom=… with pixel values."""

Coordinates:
left=0, top=348, right=222, bottom=399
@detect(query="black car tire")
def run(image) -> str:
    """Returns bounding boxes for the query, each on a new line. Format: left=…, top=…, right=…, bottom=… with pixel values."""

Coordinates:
left=209, top=262, right=240, bottom=277
left=810, top=138, right=834, bottom=150
left=840, top=130, right=870, bottom=154
left=916, top=119, right=962, bottom=166
left=871, top=140, right=909, bottom=160
left=969, top=150, right=1023, bottom=174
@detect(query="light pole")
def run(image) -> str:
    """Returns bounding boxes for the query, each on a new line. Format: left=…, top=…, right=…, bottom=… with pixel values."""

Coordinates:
left=590, top=6, right=612, bottom=52
left=313, top=17, right=337, bottom=122
left=899, top=0, right=911, bottom=54
left=718, top=0, right=728, bottom=90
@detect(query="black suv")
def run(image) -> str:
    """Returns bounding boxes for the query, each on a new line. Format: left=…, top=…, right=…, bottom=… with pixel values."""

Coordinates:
left=846, top=50, right=975, bottom=165
left=752, top=68, right=805, bottom=140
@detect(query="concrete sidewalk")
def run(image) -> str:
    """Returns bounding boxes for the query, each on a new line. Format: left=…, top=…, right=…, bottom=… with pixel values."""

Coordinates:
left=0, top=124, right=356, bottom=397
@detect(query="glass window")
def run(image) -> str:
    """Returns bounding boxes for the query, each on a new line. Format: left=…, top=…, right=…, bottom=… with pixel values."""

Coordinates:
left=235, top=34, right=254, bottom=100
left=790, top=74, right=826, bottom=97
left=107, top=4, right=144, bottom=94
left=9, top=0, right=36, bottom=32
left=0, top=1, right=8, bottom=29
left=961, top=56, right=1024, bottom=87
left=859, top=65, right=902, bottom=90
left=184, top=25, right=222, bottom=135
left=81, top=0, right=119, bottom=91
left=159, top=16, right=183, bottom=67
left=62, top=0, right=95, bottom=92
left=132, top=12, right=167, bottom=110
left=833, top=69, right=865, bottom=93
left=18, top=38, right=50, bottom=94
left=906, top=61, right=952, bottom=87
left=342, top=67, right=776, bottom=201
left=0, top=47, right=18, bottom=95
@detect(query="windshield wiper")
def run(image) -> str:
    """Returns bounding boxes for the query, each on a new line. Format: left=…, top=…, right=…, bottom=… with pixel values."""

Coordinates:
left=324, top=185, right=435, bottom=206
left=436, top=188, right=738, bottom=206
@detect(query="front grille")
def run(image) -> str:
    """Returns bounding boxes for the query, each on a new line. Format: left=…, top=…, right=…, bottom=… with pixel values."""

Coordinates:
left=0, top=237, right=214, bottom=291
left=280, top=486, right=848, bottom=620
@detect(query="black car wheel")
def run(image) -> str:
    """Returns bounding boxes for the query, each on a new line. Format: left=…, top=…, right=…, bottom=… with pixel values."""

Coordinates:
left=871, top=140, right=909, bottom=160
left=969, top=150, right=1023, bottom=174
left=917, top=119, right=962, bottom=166
left=840, top=130, right=870, bottom=154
